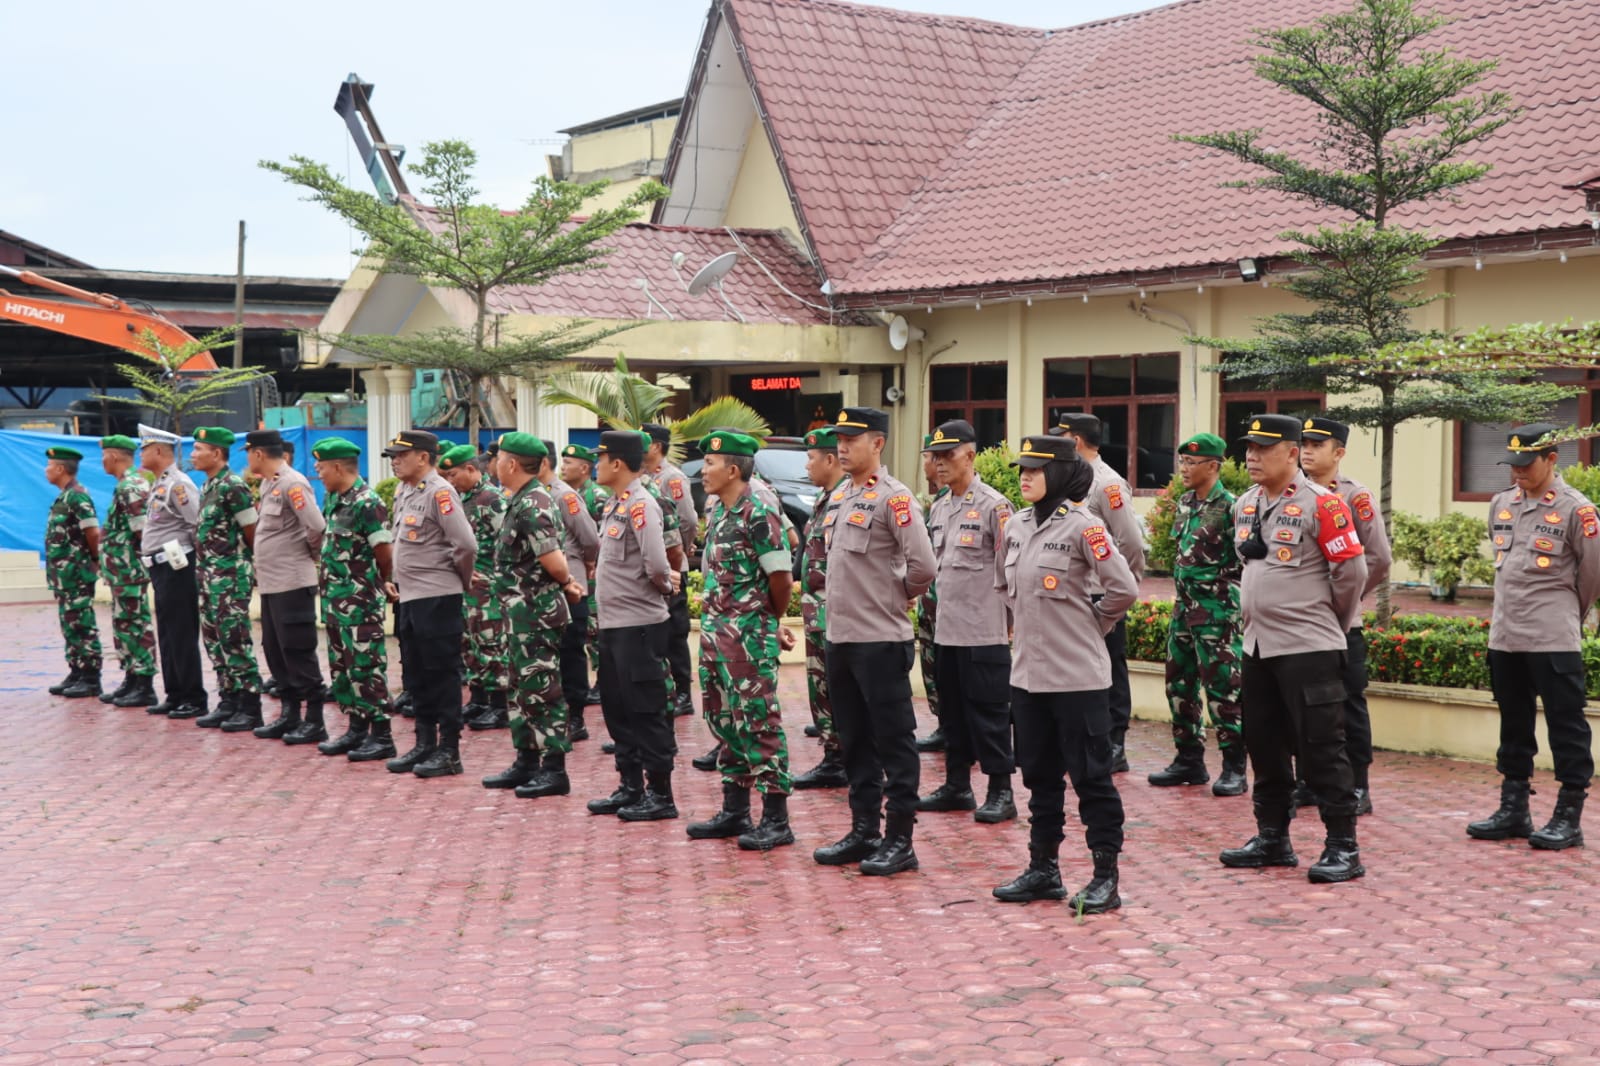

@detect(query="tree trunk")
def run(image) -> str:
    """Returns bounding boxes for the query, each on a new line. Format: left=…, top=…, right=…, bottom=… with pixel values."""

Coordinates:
left=467, top=375, right=481, bottom=452
left=1376, top=417, right=1395, bottom=625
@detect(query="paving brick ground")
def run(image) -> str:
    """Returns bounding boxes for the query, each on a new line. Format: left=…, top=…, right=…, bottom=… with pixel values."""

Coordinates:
left=3, top=600, right=1598, bottom=1065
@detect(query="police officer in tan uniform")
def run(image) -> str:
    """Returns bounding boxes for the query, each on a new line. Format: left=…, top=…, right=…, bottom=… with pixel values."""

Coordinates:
left=139, top=426, right=207, bottom=717
left=586, top=430, right=683, bottom=821
left=920, top=419, right=1017, bottom=824
left=1053, top=413, right=1145, bottom=773
left=1220, top=414, right=1368, bottom=883
left=246, top=429, right=329, bottom=744
left=1299, top=416, right=1392, bottom=815
left=538, top=438, right=600, bottom=741
left=995, top=434, right=1138, bottom=911
left=1468, top=424, right=1600, bottom=851
left=642, top=423, right=699, bottom=717
left=813, top=407, right=937, bottom=877
left=381, top=430, right=479, bottom=780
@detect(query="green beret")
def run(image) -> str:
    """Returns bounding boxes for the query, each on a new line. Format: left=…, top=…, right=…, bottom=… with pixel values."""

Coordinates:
left=1178, top=433, right=1227, bottom=460
left=921, top=433, right=936, bottom=451
left=804, top=426, right=839, bottom=450
left=311, top=437, right=361, bottom=461
left=45, top=445, right=83, bottom=461
left=192, top=426, right=236, bottom=448
left=700, top=430, right=761, bottom=458
left=498, top=432, right=548, bottom=459
left=438, top=444, right=479, bottom=471
left=562, top=443, right=597, bottom=464
left=100, top=434, right=138, bottom=453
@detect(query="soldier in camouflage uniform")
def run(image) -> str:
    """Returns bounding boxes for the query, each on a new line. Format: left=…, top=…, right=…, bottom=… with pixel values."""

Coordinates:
left=1151, top=432, right=1246, bottom=796
left=43, top=445, right=103, bottom=698
left=561, top=443, right=608, bottom=700
left=188, top=427, right=266, bottom=731
left=308, top=438, right=399, bottom=762
left=685, top=431, right=797, bottom=851
left=440, top=446, right=511, bottom=730
left=915, top=435, right=948, bottom=752
left=97, top=435, right=158, bottom=707
left=480, top=434, right=585, bottom=799
left=793, top=426, right=849, bottom=790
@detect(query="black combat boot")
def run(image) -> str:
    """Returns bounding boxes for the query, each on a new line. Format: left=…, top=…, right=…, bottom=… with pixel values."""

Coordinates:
left=918, top=776, right=976, bottom=813
left=387, top=721, right=438, bottom=773
left=100, top=671, right=134, bottom=704
left=1353, top=762, right=1374, bottom=816
left=814, top=816, right=883, bottom=866
left=993, top=844, right=1068, bottom=903
left=114, top=674, right=157, bottom=708
left=792, top=750, right=848, bottom=790
left=413, top=737, right=464, bottom=779
left=167, top=699, right=206, bottom=719
left=220, top=691, right=263, bottom=733
left=568, top=709, right=589, bottom=742
left=1220, top=821, right=1297, bottom=868
left=282, top=693, right=328, bottom=745
left=146, top=694, right=176, bottom=715
left=1308, top=816, right=1364, bottom=882
left=49, top=669, right=79, bottom=696
left=584, top=684, right=602, bottom=707
left=1212, top=747, right=1248, bottom=797
left=915, top=728, right=946, bottom=753
left=468, top=691, right=509, bottom=731
left=1148, top=747, right=1210, bottom=787
left=860, top=813, right=918, bottom=876
left=462, top=684, right=489, bottom=723
left=687, top=783, right=753, bottom=839
left=588, top=769, right=645, bottom=815
left=1292, top=780, right=1320, bottom=809
left=1530, top=786, right=1586, bottom=851
left=318, top=713, right=369, bottom=755
left=617, top=770, right=678, bottom=821
left=482, top=749, right=540, bottom=789
left=348, top=718, right=396, bottom=762
left=1108, top=728, right=1130, bottom=774
left=516, top=751, right=572, bottom=798
left=61, top=668, right=102, bottom=699
left=672, top=690, right=695, bottom=717
left=974, top=776, right=1017, bottom=824
left=692, top=744, right=722, bottom=772
left=263, top=677, right=282, bottom=698
left=738, top=792, right=795, bottom=851
left=253, top=697, right=302, bottom=739
left=393, top=690, right=415, bottom=718
left=804, top=723, right=821, bottom=738
left=600, top=741, right=617, bottom=755
left=196, top=692, right=237, bottom=728
left=1069, top=850, right=1123, bottom=913
left=1467, top=778, right=1534, bottom=840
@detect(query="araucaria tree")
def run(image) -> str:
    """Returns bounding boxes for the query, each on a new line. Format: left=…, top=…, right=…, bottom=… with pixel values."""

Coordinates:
left=262, top=140, right=667, bottom=447
left=1177, top=0, right=1582, bottom=617
left=98, top=327, right=266, bottom=435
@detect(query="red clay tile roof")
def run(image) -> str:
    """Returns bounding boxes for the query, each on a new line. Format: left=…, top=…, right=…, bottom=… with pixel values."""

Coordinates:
left=725, top=0, right=1046, bottom=280
left=723, top=0, right=1600, bottom=300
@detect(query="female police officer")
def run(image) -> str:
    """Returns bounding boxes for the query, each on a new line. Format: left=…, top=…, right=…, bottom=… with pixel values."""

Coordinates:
left=995, top=434, right=1139, bottom=912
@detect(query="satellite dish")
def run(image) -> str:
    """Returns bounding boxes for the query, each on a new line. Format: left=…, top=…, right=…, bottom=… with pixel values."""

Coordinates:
left=686, top=251, right=740, bottom=296
left=887, top=315, right=925, bottom=351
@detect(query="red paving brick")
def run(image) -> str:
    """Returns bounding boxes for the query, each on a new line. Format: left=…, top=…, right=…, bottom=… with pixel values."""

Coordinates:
left=2, top=600, right=1597, bottom=1064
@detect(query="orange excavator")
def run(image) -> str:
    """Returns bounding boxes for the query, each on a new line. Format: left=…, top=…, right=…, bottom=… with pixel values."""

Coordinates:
left=0, top=263, right=218, bottom=371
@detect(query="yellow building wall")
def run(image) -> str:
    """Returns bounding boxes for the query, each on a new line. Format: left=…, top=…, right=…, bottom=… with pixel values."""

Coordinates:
left=721, top=119, right=805, bottom=244
left=558, top=116, right=679, bottom=212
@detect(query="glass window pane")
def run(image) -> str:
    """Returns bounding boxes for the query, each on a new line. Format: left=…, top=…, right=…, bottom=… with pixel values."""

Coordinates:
left=1093, top=404, right=1130, bottom=479
left=1089, top=358, right=1132, bottom=398
left=1134, top=403, right=1176, bottom=489
left=931, top=365, right=967, bottom=403
left=972, top=408, right=1007, bottom=450
left=1045, top=358, right=1087, bottom=399
left=1135, top=354, right=1179, bottom=396
left=970, top=363, right=1007, bottom=401
left=1275, top=396, right=1324, bottom=420
left=1223, top=401, right=1256, bottom=464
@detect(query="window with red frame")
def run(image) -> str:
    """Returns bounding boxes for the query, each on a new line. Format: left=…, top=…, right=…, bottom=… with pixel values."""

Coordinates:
left=929, top=362, right=1007, bottom=449
left=1044, top=354, right=1178, bottom=490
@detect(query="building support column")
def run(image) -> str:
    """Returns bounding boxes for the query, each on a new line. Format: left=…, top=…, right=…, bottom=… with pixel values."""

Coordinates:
left=383, top=368, right=413, bottom=444
left=360, top=367, right=391, bottom=480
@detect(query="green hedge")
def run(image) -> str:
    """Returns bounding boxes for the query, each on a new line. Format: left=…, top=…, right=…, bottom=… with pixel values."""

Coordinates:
left=1125, top=601, right=1600, bottom=698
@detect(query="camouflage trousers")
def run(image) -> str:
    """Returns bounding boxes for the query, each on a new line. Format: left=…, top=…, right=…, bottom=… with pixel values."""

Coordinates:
left=803, top=623, right=839, bottom=752
left=701, top=657, right=791, bottom=794
left=461, top=588, right=509, bottom=692
left=1165, top=603, right=1244, bottom=751
left=107, top=581, right=156, bottom=677
left=327, top=616, right=389, bottom=721
left=509, top=620, right=570, bottom=756
left=916, top=597, right=941, bottom=723
left=198, top=573, right=261, bottom=694
left=53, top=580, right=101, bottom=671
left=585, top=591, right=600, bottom=674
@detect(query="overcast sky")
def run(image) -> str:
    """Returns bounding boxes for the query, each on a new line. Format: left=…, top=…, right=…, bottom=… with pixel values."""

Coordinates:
left=7, top=0, right=1167, bottom=280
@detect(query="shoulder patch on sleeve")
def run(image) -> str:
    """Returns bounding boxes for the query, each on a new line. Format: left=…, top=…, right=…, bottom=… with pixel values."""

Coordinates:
left=1579, top=504, right=1598, bottom=539
left=1352, top=491, right=1374, bottom=522
left=669, top=478, right=684, bottom=500
left=288, top=485, right=307, bottom=511
left=1104, top=484, right=1124, bottom=510
left=565, top=494, right=580, bottom=515
left=630, top=500, right=648, bottom=530
left=888, top=493, right=912, bottom=527
left=1084, top=524, right=1112, bottom=560
left=435, top=489, right=454, bottom=515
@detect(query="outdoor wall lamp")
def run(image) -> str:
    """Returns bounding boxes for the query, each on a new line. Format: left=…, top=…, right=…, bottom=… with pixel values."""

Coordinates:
left=1237, top=257, right=1263, bottom=282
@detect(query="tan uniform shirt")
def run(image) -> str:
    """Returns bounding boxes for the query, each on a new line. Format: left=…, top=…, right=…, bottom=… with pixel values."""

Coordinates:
left=596, top=476, right=674, bottom=628
left=1488, top=475, right=1600, bottom=653
left=822, top=467, right=937, bottom=645
left=929, top=473, right=1013, bottom=646
left=391, top=469, right=476, bottom=603
left=650, top=460, right=698, bottom=573
left=546, top=477, right=600, bottom=578
left=254, top=465, right=324, bottom=594
left=141, top=465, right=200, bottom=554
left=1000, top=500, right=1138, bottom=692
left=1086, top=456, right=1146, bottom=582
left=1331, top=473, right=1391, bottom=612
left=1233, top=470, right=1367, bottom=657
